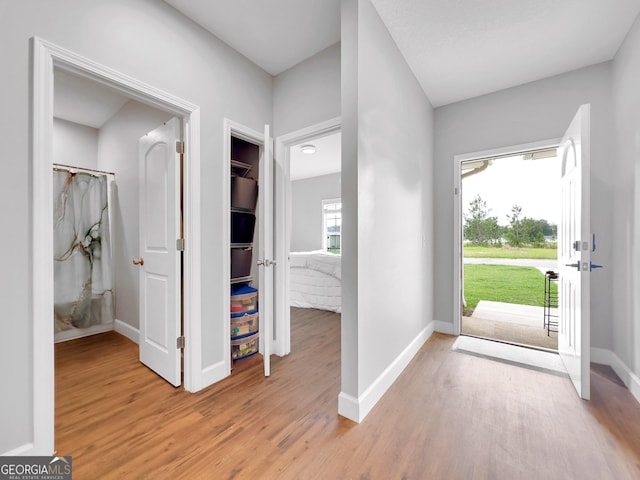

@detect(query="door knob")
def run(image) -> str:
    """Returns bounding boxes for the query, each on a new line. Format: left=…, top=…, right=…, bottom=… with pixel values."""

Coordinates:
left=564, top=262, right=580, bottom=271
left=133, top=257, right=144, bottom=266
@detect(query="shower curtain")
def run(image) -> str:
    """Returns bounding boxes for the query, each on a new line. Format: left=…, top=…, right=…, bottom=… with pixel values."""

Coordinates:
left=53, top=170, right=115, bottom=333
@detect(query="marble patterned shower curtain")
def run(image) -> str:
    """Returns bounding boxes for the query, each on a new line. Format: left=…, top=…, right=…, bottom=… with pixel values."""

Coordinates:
left=53, top=170, right=115, bottom=333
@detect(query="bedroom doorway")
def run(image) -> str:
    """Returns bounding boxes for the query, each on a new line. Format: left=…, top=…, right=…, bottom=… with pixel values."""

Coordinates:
left=454, top=140, right=561, bottom=352
left=274, top=117, right=341, bottom=355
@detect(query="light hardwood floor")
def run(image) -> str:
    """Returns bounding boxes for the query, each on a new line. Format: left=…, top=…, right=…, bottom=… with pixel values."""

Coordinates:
left=55, top=308, right=640, bottom=479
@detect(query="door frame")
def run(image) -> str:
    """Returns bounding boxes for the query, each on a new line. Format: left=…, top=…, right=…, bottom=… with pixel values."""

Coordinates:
left=452, top=138, right=561, bottom=336
left=274, top=117, right=341, bottom=356
left=223, top=119, right=266, bottom=373
left=32, top=37, right=202, bottom=454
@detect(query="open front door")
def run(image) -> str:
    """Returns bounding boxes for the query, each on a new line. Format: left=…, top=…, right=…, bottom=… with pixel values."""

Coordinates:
left=137, top=118, right=182, bottom=387
left=558, top=105, right=590, bottom=400
left=258, top=124, right=274, bottom=376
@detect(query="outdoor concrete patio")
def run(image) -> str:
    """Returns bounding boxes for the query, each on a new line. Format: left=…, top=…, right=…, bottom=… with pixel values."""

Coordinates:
left=471, top=300, right=556, bottom=329
left=462, top=300, right=558, bottom=350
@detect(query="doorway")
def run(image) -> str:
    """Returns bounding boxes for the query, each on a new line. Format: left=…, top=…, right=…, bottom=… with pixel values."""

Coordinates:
left=32, top=37, right=202, bottom=453
left=459, top=149, right=560, bottom=351
left=274, top=117, right=341, bottom=356
left=453, top=139, right=563, bottom=352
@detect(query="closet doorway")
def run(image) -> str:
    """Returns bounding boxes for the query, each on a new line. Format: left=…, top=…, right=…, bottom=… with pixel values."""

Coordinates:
left=32, top=38, right=201, bottom=453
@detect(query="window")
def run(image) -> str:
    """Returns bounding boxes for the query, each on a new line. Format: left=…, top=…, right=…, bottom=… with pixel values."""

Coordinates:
left=322, top=199, right=341, bottom=254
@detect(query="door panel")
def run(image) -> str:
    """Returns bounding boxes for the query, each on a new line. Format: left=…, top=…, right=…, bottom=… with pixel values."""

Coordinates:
left=259, top=124, right=273, bottom=377
left=558, top=105, right=590, bottom=400
left=138, top=118, right=182, bottom=387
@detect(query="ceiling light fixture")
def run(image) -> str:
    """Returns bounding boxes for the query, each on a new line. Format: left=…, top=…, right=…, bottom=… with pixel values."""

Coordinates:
left=300, top=144, right=316, bottom=154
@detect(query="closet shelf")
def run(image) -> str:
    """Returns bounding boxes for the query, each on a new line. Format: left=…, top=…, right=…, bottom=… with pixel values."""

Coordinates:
left=231, top=206, right=255, bottom=214
left=231, top=275, right=253, bottom=285
left=231, top=160, right=252, bottom=177
left=231, top=243, right=253, bottom=249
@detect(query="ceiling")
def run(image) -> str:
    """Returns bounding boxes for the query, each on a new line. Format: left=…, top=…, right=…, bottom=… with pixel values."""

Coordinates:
left=165, top=0, right=640, bottom=107
left=54, top=69, right=130, bottom=128
left=164, top=0, right=341, bottom=76
left=290, top=132, right=342, bottom=181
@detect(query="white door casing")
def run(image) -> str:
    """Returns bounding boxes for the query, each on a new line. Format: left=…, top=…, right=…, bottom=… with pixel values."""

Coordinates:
left=558, top=104, right=591, bottom=400
left=258, top=124, right=273, bottom=377
left=273, top=117, right=342, bottom=356
left=138, top=118, right=182, bottom=387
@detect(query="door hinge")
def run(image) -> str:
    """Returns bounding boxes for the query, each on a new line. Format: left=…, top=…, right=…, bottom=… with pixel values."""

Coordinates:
left=454, top=187, right=460, bottom=195
left=176, top=141, right=185, bottom=154
left=176, top=238, right=185, bottom=251
left=177, top=336, right=185, bottom=349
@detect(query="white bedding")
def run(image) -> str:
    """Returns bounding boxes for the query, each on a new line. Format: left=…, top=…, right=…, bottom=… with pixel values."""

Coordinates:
left=289, top=251, right=341, bottom=313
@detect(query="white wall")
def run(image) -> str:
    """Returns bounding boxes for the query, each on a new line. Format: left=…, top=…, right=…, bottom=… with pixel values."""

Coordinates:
left=273, top=43, right=341, bottom=137
left=53, top=119, right=99, bottom=169
left=291, top=173, right=341, bottom=252
left=340, top=0, right=434, bottom=422
left=612, top=14, right=640, bottom=381
left=97, top=101, right=174, bottom=331
left=0, top=0, right=272, bottom=455
left=433, top=62, right=615, bottom=350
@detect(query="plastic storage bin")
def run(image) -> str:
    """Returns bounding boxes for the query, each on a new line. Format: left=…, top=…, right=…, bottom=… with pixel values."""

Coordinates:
left=231, top=248, right=252, bottom=279
left=230, top=285, right=258, bottom=314
left=230, top=311, right=259, bottom=338
left=231, top=211, right=256, bottom=244
left=231, top=176, right=258, bottom=211
left=231, top=332, right=259, bottom=360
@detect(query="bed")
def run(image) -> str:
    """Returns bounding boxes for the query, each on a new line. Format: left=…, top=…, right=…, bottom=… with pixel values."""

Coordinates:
left=289, top=250, right=341, bottom=313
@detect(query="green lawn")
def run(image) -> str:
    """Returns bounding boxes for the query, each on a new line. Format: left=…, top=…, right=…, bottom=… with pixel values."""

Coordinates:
left=464, top=245, right=557, bottom=260
left=463, top=264, right=556, bottom=316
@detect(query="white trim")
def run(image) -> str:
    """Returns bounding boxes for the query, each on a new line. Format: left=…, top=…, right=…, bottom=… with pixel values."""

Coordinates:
left=274, top=118, right=342, bottom=356
left=338, top=325, right=433, bottom=423
left=201, top=360, right=230, bottom=388
left=590, top=347, right=640, bottom=405
left=609, top=351, right=640, bottom=404
left=434, top=320, right=456, bottom=335
left=183, top=108, right=203, bottom=393
left=337, top=392, right=360, bottom=422
left=54, top=323, right=115, bottom=343
left=452, top=138, right=562, bottom=338
left=1, top=443, right=35, bottom=457
left=222, top=119, right=265, bottom=379
left=32, top=37, right=202, bottom=454
left=114, top=319, right=140, bottom=344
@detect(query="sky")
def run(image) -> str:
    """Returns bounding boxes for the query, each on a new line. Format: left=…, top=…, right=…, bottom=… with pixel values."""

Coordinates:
left=462, top=155, right=560, bottom=226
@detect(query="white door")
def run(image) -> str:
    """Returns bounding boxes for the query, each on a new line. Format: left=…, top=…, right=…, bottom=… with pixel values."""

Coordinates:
left=137, top=118, right=182, bottom=387
left=258, top=124, right=274, bottom=376
left=558, top=104, right=590, bottom=400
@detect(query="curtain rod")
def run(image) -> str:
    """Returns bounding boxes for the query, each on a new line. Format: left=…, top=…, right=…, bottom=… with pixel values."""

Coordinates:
left=53, top=163, right=115, bottom=177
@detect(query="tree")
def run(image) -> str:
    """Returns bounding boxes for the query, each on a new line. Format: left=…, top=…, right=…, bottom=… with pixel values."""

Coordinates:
left=505, top=204, right=523, bottom=247
left=464, top=195, right=502, bottom=245
left=521, top=217, right=545, bottom=247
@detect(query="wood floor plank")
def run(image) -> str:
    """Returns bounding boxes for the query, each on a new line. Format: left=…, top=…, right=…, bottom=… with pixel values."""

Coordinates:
left=55, top=308, right=640, bottom=479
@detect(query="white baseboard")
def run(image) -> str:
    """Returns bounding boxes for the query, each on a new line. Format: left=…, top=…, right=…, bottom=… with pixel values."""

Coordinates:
left=114, top=319, right=139, bottom=344
left=1, top=442, right=35, bottom=457
left=200, top=360, right=230, bottom=390
left=434, top=320, right=455, bottom=335
left=338, top=323, right=434, bottom=423
left=54, top=322, right=114, bottom=343
left=338, top=392, right=360, bottom=422
left=591, top=347, right=640, bottom=405
left=610, top=352, right=640, bottom=404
